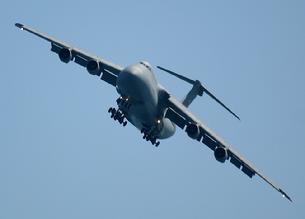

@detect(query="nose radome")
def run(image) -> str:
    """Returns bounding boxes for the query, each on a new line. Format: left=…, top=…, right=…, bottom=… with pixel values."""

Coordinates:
left=116, top=64, right=144, bottom=99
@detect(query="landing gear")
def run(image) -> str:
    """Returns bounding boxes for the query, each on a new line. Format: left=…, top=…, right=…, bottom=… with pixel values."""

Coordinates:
left=108, top=107, right=127, bottom=127
left=109, top=96, right=161, bottom=147
left=108, top=96, right=132, bottom=126
left=116, top=96, right=131, bottom=109
left=141, top=128, right=160, bottom=147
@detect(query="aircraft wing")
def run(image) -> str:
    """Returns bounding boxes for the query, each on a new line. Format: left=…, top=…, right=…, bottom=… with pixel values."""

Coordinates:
left=15, top=23, right=123, bottom=86
left=165, top=95, right=292, bottom=202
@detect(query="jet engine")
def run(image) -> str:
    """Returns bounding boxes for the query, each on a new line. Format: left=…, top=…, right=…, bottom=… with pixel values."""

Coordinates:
left=186, top=123, right=200, bottom=139
left=87, top=60, right=101, bottom=75
left=58, top=48, right=73, bottom=63
left=214, top=147, right=228, bottom=163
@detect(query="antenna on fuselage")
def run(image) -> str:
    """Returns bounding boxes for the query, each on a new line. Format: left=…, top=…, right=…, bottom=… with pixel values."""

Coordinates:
left=157, top=66, right=240, bottom=121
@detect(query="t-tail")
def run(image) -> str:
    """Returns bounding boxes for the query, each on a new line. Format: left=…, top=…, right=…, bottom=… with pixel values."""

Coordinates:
left=157, top=66, right=240, bottom=120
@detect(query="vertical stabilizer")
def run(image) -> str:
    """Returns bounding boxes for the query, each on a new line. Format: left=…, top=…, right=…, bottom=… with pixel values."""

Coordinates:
left=182, top=80, right=203, bottom=107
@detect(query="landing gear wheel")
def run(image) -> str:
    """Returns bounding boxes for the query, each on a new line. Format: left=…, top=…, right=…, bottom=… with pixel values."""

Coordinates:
left=113, top=114, right=119, bottom=121
left=155, top=141, right=160, bottom=147
left=123, top=121, right=127, bottom=126
left=118, top=117, right=123, bottom=124
left=150, top=137, right=156, bottom=145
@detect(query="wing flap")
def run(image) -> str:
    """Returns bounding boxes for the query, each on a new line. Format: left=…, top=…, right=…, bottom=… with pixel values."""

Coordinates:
left=101, top=70, right=117, bottom=86
left=74, top=55, right=88, bottom=67
left=241, top=165, right=255, bottom=178
left=51, top=43, right=62, bottom=53
left=202, top=134, right=218, bottom=151
left=230, top=155, right=242, bottom=169
left=165, top=108, right=187, bottom=129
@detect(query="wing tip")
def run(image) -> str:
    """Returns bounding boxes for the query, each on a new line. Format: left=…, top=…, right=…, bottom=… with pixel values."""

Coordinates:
left=233, top=113, right=241, bottom=121
left=222, top=103, right=241, bottom=121
left=15, top=23, right=24, bottom=29
left=279, top=189, right=292, bottom=202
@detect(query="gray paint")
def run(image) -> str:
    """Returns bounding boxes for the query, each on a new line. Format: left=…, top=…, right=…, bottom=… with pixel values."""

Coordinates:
left=14, top=22, right=292, bottom=202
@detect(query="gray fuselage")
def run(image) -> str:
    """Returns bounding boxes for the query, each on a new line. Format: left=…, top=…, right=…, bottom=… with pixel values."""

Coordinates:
left=116, top=61, right=176, bottom=139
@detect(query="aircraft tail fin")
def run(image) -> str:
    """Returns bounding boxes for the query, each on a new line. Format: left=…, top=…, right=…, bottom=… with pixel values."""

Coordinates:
left=157, top=66, right=240, bottom=120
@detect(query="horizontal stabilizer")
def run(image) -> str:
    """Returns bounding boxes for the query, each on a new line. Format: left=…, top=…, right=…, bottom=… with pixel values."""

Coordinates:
left=157, top=66, right=196, bottom=84
left=157, top=66, right=240, bottom=120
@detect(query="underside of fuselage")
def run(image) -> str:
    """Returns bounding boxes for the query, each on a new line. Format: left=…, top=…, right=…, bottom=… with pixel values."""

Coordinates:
left=115, top=61, right=176, bottom=141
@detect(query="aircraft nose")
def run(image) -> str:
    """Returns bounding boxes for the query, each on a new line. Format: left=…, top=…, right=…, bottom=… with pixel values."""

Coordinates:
left=116, top=65, right=143, bottom=99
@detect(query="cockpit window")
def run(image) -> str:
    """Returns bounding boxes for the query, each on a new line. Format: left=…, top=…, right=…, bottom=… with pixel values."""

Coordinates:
left=140, top=61, right=152, bottom=72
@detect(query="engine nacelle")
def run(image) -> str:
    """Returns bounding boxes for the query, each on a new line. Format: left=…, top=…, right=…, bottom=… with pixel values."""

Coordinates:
left=214, top=147, right=228, bottom=163
left=58, top=48, right=73, bottom=63
left=87, top=60, right=101, bottom=75
left=185, top=123, right=200, bottom=139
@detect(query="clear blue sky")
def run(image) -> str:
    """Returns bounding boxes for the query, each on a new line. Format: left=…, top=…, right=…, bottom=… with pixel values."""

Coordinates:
left=1, top=0, right=304, bottom=218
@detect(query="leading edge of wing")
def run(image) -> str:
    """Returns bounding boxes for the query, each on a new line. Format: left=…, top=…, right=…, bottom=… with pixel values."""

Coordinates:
left=14, top=22, right=123, bottom=75
left=166, top=96, right=292, bottom=202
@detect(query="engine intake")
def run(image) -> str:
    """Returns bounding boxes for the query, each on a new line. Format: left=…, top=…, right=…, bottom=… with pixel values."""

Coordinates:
left=186, top=123, right=200, bottom=139
left=214, top=147, right=228, bottom=163
left=87, top=60, right=101, bottom=75
left=58, top=48, right=73, bottom=63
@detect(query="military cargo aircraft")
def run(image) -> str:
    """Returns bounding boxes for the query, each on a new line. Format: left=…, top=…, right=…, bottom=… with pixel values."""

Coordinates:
left=15, top=23, right=291, bottom=202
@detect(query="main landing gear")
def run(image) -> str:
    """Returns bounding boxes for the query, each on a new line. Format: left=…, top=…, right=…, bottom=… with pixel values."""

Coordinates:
left=109, top=96, right=160, bottom=147
left=141, top=128, right=160, bottom=147
left=108, top=107, right=127, bottom=126
left=108, top=96, right=130, bottom=126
